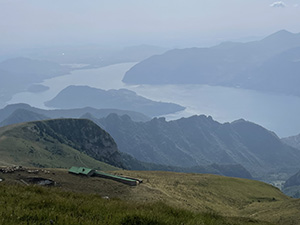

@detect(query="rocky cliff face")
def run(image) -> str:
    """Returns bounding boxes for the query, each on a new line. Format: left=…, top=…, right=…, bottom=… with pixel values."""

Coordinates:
left=0, top=118, right=124, bottom=169
left=32, top=119, right=123, bottom=168
left=282, top=133, right=300, bottom=150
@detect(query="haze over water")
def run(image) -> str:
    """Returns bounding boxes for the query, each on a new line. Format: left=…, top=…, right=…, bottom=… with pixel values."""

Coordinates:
left=8, top=62, right=300, bottom=138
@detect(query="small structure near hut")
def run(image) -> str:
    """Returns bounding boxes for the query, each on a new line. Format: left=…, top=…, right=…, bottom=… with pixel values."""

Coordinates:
left=68, top=166, right=141, bottom=186
left=0, top=166, right=25, bottom=173
left=94, top=171, right=139, bottom=186
left=24, top=177, right=56, bottom=186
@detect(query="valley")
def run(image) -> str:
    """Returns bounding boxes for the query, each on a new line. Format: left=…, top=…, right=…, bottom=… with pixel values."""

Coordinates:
left=5, top=61, right=300, bottom=137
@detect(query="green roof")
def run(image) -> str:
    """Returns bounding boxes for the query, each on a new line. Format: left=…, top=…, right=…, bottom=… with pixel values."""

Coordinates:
left=95, top=171, right=136, bottom=182
left=69, top=166, right=80, bottom=174
left=69, top=167, right=95, bottom=176
left=69, top=167, right=138, bottom=185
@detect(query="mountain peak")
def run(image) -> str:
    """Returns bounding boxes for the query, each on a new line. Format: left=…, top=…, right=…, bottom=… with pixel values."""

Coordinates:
left=274, top=29, right=293, bottom=35
left=4, top=103, right=32, bottom=109
left=262, top=29, right=296, bottom=42
left=231, top=118, right=247, bottom=124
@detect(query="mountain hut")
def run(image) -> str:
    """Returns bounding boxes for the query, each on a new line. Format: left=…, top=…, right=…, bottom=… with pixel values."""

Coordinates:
left=68, top=166, right=139, bottom=186
left=68, top=166, right=95, bottom=177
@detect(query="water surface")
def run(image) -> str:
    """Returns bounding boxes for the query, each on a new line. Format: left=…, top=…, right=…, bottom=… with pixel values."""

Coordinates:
left=8, top=62, right=300, bottom=137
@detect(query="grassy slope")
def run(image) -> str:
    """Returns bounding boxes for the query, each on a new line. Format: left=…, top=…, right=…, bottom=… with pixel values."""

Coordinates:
left=0, top=123, right=117, bottom=171
left=1, top=169, right=299, bottom=225
left=0, top=183, right=274, bottom=225
left=115, top=170, right=300, bottom=225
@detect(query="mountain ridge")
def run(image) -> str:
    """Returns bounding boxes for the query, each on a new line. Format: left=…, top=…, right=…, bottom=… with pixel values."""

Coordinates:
left=123, top=30, right=300, bottom=96
left=0, top=108, right=50, bottom=127
left=0, top=118, right=253, bottom=179
left=1, top=104, right=299, bottom=179
left=0, top=118, right=123, bottom=169
left=0, top=103, right=150, bottom=124
left=90, top=113, right=300, bottom=178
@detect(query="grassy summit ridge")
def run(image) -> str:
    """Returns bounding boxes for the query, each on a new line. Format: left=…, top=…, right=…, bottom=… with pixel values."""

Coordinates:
left=0, top=119, right=120, bottom=170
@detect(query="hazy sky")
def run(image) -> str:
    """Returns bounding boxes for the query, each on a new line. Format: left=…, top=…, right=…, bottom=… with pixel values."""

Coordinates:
left=1, top=0, right=300, bottom=50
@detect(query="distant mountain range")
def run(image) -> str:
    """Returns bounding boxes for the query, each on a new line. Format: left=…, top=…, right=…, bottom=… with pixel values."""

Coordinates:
left=0, top=118, right=252, bottom=179
left=87, top=113, right=300, bottom=178
left=0, top=103, right=150, bottom=125
left=1, top=103, right=299, bottom=179
left=123, top=30, right=300, bottom=96
left=92, top=45, right=168, bottom=68
left=45, top=85, right=185, bottom=117
left=0, top=57, right=70, bottom=105
left=20, top=44, right=168, bottom=67
left=0, top=108, right=49, bottom=127
left=0, top=57, right=69, bottom=78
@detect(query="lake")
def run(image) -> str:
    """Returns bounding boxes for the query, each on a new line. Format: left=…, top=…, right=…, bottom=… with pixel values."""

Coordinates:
left=8, top=62, right=300, bottom=137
